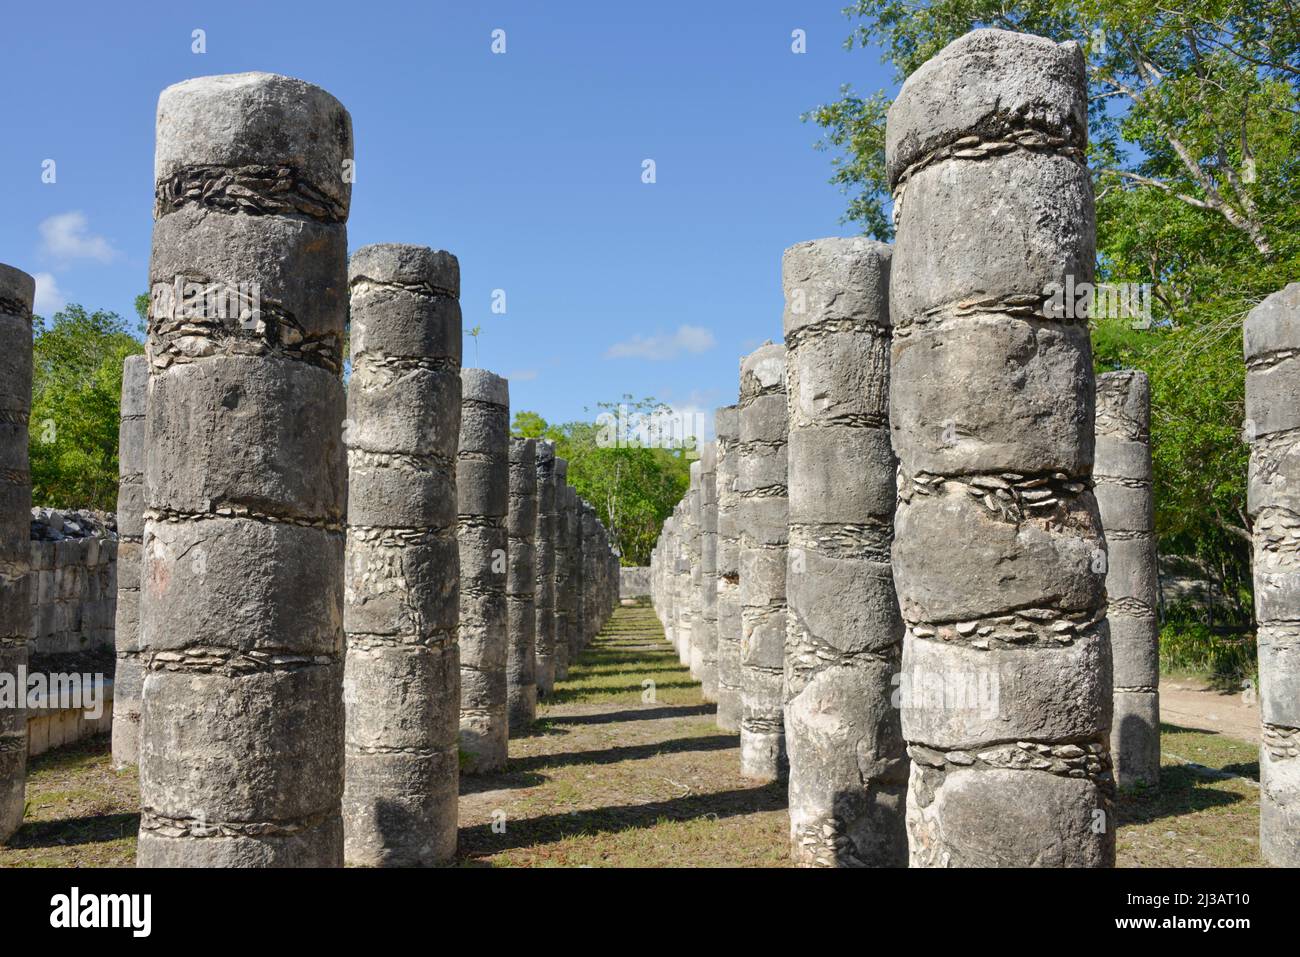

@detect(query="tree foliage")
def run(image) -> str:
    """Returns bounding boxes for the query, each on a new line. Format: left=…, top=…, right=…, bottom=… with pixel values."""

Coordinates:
left=807, top=0, right=1300, bottom=626
left=512, top=396, right=693, bottom=566
left=29, top=303, right=144, bottom=511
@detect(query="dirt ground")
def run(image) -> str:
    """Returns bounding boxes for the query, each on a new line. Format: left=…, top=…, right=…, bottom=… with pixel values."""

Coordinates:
left=0, top=601, right=1266, bottom=868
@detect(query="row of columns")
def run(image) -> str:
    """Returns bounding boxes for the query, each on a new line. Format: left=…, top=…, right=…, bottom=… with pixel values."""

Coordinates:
left=0, top=71, right=616, bottom=866
left=650, top=29, right=1164, bottom=868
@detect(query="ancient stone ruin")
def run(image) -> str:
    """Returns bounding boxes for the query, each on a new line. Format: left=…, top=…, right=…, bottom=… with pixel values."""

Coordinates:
left=0, top=264, right=33, bottom=845
left=111, top=355, right=146, bottom=769
left=458, top=369, right=510, bottom=774
left=1245, top=282, right=1300, bottom=867
left=1095, top=370, right=1159, bottom=789
left=533, top=440, right=559, bottom=696
left=138, top=72, right=353, bottom=866
left=343, top=243, right=462, bottom=866
left=886, top=30, right=1113, bottom=866
left=507, top=436, right=538, bottom=730
left=782, top=237, right=906, bottom=866
left=713, top=406, right=742, bottom=732
left=737, top=343, right=789, bottom=782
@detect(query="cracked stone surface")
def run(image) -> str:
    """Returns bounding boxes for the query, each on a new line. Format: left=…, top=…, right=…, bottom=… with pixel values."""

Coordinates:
left=343, top=243, right=461, bottom=866
left=458, top=369, right=509, bottom=775
left=112, top=355, right=147, bottom=771
left=138, top=73, right=352, bottom=867
left=1245, top=281, right=1300, bottom=866
left=0, top=263, right=33, bottom=845
left=783, top=237, right=907, bottom=867
left=887, top=30, right=1114, bottom=867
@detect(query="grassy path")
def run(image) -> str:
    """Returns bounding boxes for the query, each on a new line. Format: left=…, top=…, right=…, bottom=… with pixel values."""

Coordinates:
left=0, top=600, right=1266, bottom=867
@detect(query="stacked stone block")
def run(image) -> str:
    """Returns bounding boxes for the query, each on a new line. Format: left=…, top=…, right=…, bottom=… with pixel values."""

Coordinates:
left=886, top=31, right=1114, bottom=866
left=738, top=343, right=789, bottom=781
left=533, top=440, right=558, bottom=695
left=782, top=237, right=907, bottom=867
left=1244, top=283, right=1300, bottom=867
left=458, top=369, right=510, bottom=773
left=552, top=458, right=571, bottom=681
left=343, top=243, right=461, bottom=866
left=0, top=264, right=33, bottom=844
left=139, top=73, right=352, bottom=867
left=112, top=355, right=147, bottom=769
left=698, top=443, right=719, bottom=701
left=507, top=436, right=538, bottom=730
left=686, top=461, right=703, bottom=677
left=1095, top=371, right=1159, bottom=789
left=714, top=405, right=742, bottom=731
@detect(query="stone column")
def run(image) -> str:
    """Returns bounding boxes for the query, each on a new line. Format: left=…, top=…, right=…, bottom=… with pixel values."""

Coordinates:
left=1095, top=371, right=1159, bottom=789
left=552, top=458, right=571, bottom=681
left=343, top=243, right=461, bottom=866
left=686, top=463, right=704, bottom=676
left=111, top=355, right=147, bottom=769
left=572, top=494, right=587, bottom=657
left=561, top=484, right=581, bottom=667
left=458, top=369, right=510, bottom=773
left=507, top=436, right=538, bottom=731
left=581, top=502, right=598, bottom=647
left=782, top=237, right=907, bottom=867
left=887, top=30, right=1113, bottom=866
left=738, top=343, right=789, bottom=781
left=139, top=73, right=352, bottom=867
left=0, top=264, right=33, bottom=844
left=533, top=440, right=558, bottom=696
left=698, top=443, right=719, bottom=701
left=714, top=406, right=742, bottom=731
left=1245, top=283, right=1300, bottom=867
left=678, top=492, right=697, bottom=669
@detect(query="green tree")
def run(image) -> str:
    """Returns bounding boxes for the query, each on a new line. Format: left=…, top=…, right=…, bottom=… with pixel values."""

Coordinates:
left=511, top=397, right=693, bottom=565
left=807, top=1, right=1300, bottom=631
left=29, top=304, right=145, bottom=510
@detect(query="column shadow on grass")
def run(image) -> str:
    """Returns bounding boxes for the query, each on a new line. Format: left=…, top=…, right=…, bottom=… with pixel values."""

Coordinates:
left=7, top=812, right=139, bottom=849
left=1114, top=723, right=1257, bottom=827
left=458, top=780, right=788, bottom=860
left=546, top=703, right=716, bottom=726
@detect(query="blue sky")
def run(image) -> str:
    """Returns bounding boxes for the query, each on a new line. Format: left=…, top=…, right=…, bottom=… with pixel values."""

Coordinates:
left=0, top=1, right=893, bottom=433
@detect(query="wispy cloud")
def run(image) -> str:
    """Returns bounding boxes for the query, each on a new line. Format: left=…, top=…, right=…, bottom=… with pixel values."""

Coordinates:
left=39, top=211, right=118, bottom=264
left=604, top=324, right=715, bottom=361
left=508, top=369, right=539, bottom=382
left=32, top=273, right=66, bottom=315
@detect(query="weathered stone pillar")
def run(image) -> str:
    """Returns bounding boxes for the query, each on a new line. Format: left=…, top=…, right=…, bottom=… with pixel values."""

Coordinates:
left=572, top=494, right=587, bottom=657
left=686, top=461, right=704, bottom=677
left=458, top=369, right=509, bottom=773
left=561, top=484, right=582, bottom=666
left=507, top=436, right=538, bottom=731
left=887, top=30, right=1113, bottom=866
left=1245, top=283, right=1300, bottom=867
left=111, top=355, right=147, bottom=769
left=1095, top=371, right=1159, bottom=789
left=343, top=243, right=461, bottom=866
left=738, top=343, right=789, bottom=781
left=675, top=499, right=693, bottom=668
left=0, top=264, right=33, bottom=844
left=139, top=73, right=352, bottom=866
left=782, top=237, right=907, bottom=867
left=533, top=440, right=558, bottom=696
left=552, top=458, right=571, bottom=681
left=715, top=406, right=742, bottom=731
left=581, top=501, right=598, bottom=647
left=698, top=443, right=719, bottom=700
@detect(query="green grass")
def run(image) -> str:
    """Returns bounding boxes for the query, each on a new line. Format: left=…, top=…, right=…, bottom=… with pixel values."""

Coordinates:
left=0, top=604, right=1268, bottom=868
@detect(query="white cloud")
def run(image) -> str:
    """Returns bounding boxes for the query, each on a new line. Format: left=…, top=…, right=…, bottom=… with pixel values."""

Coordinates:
left=604, top=324, right=716, bottom=361
left=32, top=273, right=66, bottom=315
left=38, top=211, right=118, bottom=264
left=508, top=369, right=539, bottom=382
